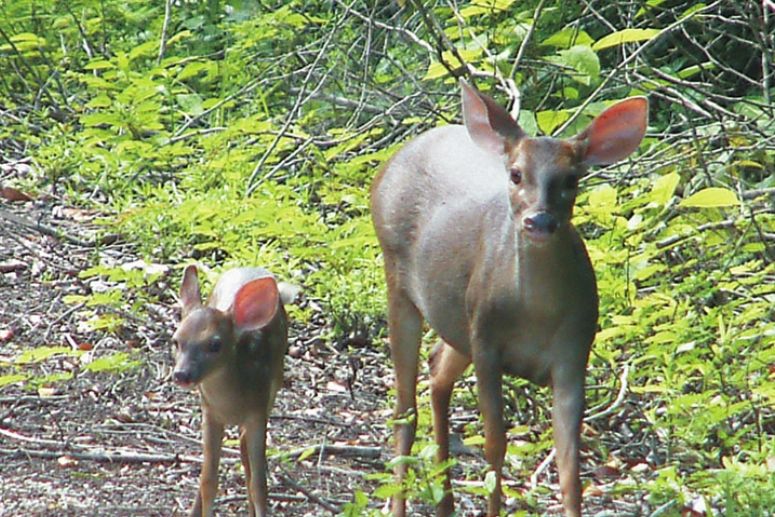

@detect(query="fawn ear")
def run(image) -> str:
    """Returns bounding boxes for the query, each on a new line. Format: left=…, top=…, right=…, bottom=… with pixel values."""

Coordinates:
left=460, top=79, right=523, bottom=155
left=576, top=97, right=649, bottom=165
left=180, top=265, right=202, bottom=316
left=232, top=277, right=280, bottom=331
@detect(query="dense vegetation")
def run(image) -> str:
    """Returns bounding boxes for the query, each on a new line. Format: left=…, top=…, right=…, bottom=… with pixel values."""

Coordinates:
left=1, top=0, right=772, bottom=514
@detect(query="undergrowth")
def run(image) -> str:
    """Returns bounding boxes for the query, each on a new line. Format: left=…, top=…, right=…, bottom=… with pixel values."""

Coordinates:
left=1, top=0, right=772, bottom=514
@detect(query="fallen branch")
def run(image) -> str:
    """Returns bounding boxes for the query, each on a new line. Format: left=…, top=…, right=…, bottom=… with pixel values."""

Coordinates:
left=530, top=448, right=556, bottom=489
left=282, top=443, right=382, bottom=461
left=0, top=208, right=116, bottom=247
left=0, top=445, right=203, bottom=465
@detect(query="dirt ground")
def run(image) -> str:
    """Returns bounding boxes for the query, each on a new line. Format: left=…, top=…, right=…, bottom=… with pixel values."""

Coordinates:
left=0, top=162, right=653, bottom=516
left=0, top=170, right=399, bottom=516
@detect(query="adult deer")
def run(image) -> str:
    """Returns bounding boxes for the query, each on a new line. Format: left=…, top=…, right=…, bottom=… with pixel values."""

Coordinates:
left=370, top=80, right=647, bottom=516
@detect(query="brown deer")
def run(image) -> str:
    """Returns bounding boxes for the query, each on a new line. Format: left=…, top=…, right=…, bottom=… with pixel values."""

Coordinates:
left=173, top=265, right=298, bottom=517
left=370, top=80, right=647, bottom=516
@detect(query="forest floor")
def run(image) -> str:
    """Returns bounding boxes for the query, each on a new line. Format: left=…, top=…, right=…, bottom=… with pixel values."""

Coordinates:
left=0, top=162, right=651, bottom=517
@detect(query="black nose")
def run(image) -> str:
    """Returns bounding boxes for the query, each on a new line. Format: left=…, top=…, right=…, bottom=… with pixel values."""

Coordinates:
left=173, top=370, right=193, bottom=384
left=523, top=212, right=558, bottom=234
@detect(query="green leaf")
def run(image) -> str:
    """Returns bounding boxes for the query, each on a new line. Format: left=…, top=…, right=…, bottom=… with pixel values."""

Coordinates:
left=177, top=61, right=211, bottom=81
left=85, top=95, right=113, bottom=109
left=679, top=187, right=740, bottom=208
left=424, top=49, right=483, bottom=80
left=650, top=172, right=680, bottom=206
left=16, top=346, right=80, bottom=365
left=81, top=112, right=124, bottom=128
left=84, top=60, right=116, bottom=71
left=517, top=110, right=538, bottom=136
left=587, top=184, right=618, bottom=213
left=541, top=28, right=594, bottom=49
left=484, top=470, right=498, bottom=494
left=459, top=0, right=517, bottom=18
left=296, top=446, right=317, bottom=462
left=0, top=373, right=28, bottom=388
left=373, top=482, right=404, bottom=498
left=555, top=45, right=600, bottom=85
left=84, top=352, right=141, bottom=373
left=592, top=28, right=661, bottom=51
left=176, top=93, right=204, bottom=116
left=677, top=62, right=717, bottom=79
left=536, top=109, right=569, bottom=135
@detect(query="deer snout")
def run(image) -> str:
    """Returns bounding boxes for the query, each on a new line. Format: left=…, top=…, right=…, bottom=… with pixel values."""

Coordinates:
left=173, top=368, right=196, bottom=388
left=523, top=211, right=558, bottom=237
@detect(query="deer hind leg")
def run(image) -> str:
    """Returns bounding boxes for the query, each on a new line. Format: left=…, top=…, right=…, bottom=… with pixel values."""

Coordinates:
left=385, top=276, right=423, bottom=517
left=429, top=340, right=470, bottom=517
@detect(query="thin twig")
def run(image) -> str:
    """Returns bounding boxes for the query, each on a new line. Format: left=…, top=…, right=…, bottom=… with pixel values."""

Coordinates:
left=157, top=0, right=173, bottom=65
left=530, top=448, right=556, bottom=489
left=586, top=363, right=631, bottom=421
left=245, top=4, right=347, bottom=193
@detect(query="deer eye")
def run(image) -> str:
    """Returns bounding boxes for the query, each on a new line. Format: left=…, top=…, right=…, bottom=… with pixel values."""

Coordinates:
left=208, top=337, right=222, bottom=353
left=564, top=175, right=580, bottom=189
left=510, top=167, right=522, bottom=185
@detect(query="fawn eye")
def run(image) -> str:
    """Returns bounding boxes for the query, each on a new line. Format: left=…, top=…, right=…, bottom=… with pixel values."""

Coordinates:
left=510, top=167, right=522, bottom=185
left=208, top=337, right=222, bottom=353
left=564, top=175, right=580, bottom=189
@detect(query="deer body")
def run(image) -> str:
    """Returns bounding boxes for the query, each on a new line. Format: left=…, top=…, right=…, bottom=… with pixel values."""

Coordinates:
left=173, top=266, right=297, bottom=517
left=371, top=81, right=647, bottom=516
left=377, top=126, right=598, bottom=383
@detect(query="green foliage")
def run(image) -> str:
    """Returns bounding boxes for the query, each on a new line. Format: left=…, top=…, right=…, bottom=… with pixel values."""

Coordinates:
left=1, top=0, right=772, bottom=513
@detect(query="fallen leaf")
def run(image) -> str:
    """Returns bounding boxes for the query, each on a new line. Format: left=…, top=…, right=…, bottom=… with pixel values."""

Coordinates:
left=115, top=411, right=135, bottom=423
left=1, top=186, right=33, bottom=202
left=0, top=328, right=14, bottom=342
left=593, top=465, right=620, bottom=479
left=681, top=496, right=708, bottom=516
left=60, top=207, right=97, bottom=222
left=0, top=260, right=27, bottom=274
left=38, top=387, right=59, bottom=397
left=326, top=380, right=348, bottom=393
left=57, top=455, right=79, bottom=468
left=584, top=483, right=604, bottom=497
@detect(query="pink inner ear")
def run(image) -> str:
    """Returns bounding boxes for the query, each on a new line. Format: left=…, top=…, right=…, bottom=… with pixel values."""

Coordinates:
left=232, top=277, right=279, bottom=331
left=582, top=97, right=648, bottom=165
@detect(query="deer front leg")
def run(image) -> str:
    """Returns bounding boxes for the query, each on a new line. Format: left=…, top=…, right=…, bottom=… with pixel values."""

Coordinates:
left=243, top=415, right=269, bottom=517
left=239, top=428, right=254, bottom=517
left=387, top=286, right=423, bottom=517
left=551, top=364, right=586, bottom=517
left=429, top=340, right=470, bottom=517
left=191, top=411, right=224, bottom=517
left=473, top=349, right=505, bottom=517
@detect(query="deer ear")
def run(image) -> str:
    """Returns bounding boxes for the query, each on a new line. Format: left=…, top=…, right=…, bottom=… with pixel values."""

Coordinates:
left=577, top=97, right=648, bottom=165
left=232, top=277, right=279, bottom=331
left=460, top=79, right=523, bottom=155
left=180, top=265, right=202, bottom=315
